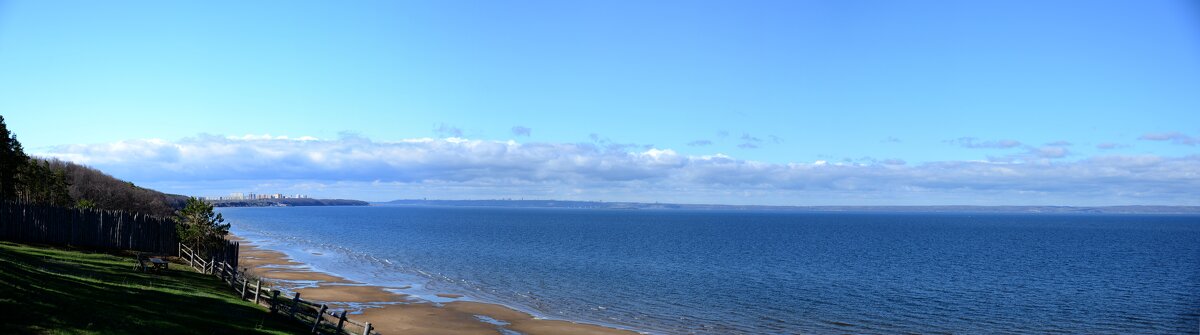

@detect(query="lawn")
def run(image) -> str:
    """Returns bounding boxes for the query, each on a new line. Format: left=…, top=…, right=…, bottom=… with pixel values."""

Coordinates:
left=0, top=241, right=310, bottom=334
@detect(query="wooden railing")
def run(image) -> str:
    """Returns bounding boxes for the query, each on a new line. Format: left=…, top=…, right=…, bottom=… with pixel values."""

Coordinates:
left=179, top=243, right=378, bottom=335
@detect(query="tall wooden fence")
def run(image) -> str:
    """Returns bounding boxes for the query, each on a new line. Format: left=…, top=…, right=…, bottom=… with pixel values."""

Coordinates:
left=213, top=239, right=240, bottom=269
left=0, top=202, right=178, bottom=254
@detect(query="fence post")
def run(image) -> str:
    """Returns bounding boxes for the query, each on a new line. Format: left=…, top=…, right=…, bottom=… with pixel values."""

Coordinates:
left=336, top=310, right=347, bottom=333
left=240, top=275, right=248, bottom=299
left=312, top=304, right=327, bottom=333
left=270, top=290, right=281, bottom=314
left=362, top=322, right=371, bottom=335
left=290, top=292, right=301, bottom=318
left=208, top=257, right=215, bottom=275
left=254, top=280, right=262, bottom=304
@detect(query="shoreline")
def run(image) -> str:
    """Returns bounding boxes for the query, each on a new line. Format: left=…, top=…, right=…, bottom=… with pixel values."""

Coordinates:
left=233, top=235, right=642, bottom=335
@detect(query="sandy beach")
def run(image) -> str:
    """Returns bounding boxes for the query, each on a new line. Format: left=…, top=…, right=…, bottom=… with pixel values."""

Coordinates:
left=234, top=237, right=640, bottom=335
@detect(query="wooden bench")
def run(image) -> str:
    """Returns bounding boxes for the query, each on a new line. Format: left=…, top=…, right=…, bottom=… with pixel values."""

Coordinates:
left=149, top=257, right=169, bottom=273
left=134, top=253, right=169, bottom=274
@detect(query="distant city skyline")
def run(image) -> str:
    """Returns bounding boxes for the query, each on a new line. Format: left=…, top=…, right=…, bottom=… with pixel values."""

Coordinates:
left=1, top=1, right=1197, bottom=205
left=202, top=192, right=309, bottom=201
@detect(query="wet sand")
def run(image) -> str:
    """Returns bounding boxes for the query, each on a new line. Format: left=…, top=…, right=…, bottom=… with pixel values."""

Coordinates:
left=259, top=270, right=351, bottom=283
left=295, top=285, right=409, bottom=303
left=235, top=236, right=640, bottom=335
left=351, top=298, right=641, bottom=335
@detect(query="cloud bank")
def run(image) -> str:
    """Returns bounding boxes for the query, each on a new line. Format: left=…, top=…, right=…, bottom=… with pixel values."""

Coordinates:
left=35, top=134, right=1200, bottom=205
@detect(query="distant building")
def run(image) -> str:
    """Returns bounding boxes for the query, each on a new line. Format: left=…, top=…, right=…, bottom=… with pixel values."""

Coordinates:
left=208, top=191, right=314, bottom=201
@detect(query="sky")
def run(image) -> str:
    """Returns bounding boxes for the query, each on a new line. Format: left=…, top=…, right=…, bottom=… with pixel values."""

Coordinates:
left=1, top=0, right=1198, bottom=205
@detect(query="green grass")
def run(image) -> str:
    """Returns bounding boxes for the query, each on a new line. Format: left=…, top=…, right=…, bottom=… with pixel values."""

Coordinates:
left=0, top=241, right=311, bottom=335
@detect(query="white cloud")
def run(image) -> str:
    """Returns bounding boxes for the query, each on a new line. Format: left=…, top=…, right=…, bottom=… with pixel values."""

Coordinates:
left=511, top=126, right=532, bottom=137
left=33, top=135, right=1200, bottom=205
left=226, top=134, right=317, bottom=141
left=947, top=137, right=1023, bottom=149
left=1139, top=132, right=1197, bottom=146
left=433, top=123, right=463, bottom=137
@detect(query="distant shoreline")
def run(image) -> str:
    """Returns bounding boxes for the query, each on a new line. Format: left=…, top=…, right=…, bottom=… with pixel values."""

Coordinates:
left=378, top=199, right=1200, bottom=214
left=209, top=198, right=369, bottom=207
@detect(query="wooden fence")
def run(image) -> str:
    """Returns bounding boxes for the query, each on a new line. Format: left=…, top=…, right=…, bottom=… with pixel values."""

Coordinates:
left=179, top=243, right=379, bottom=335
left=0, top=202, right=177, bottom=254
left=209, top=238, right=240, bottom=270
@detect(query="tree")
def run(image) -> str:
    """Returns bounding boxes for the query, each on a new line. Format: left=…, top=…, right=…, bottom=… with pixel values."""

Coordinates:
left=0, top=115, right=29, bottom=201
left=75, top=198, right=96, bottom=209
left=0, top=115, right=186, bottom=213
left=175, top=197, right=230, bottom=257
left=44, top=158, right=187, bottom=216
left=1, top=115, right=69, bottom=206
left=16, top=160, right=72, bottom=206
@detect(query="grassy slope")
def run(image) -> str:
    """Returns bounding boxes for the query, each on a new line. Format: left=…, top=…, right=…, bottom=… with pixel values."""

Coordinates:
left=0, top=241, right=309, bottom=335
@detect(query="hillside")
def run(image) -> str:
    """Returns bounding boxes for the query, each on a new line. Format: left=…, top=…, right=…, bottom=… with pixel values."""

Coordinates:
left=2, top=116, right=187, bottom=217
left=0, top=241, right=308, bottom=334
left=42, top=158, right=189, bottom=217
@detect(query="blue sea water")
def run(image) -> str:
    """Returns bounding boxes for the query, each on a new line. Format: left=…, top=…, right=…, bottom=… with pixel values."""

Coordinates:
left=219, top=206, right=1200, bottom=334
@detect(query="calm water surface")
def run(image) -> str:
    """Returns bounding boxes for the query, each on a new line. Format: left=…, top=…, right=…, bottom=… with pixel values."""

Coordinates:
left=219, top=206, right=1200, bottom=334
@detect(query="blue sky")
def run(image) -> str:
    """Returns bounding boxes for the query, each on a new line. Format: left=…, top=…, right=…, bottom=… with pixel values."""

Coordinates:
left=1, top=0, right=1198, bottom=205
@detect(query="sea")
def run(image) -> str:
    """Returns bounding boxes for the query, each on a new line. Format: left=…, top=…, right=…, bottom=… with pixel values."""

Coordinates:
left=219, top=205, right=1200, bottom=334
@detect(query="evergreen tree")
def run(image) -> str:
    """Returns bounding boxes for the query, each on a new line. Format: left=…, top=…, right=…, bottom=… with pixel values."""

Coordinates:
left=16, top=160, right=72, bottom=206
left=175, top=197, right=230, bottom=257
left=0, top=115, right=29, bottom=201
